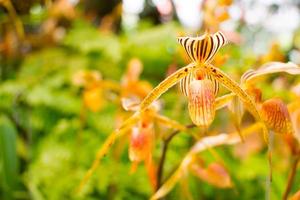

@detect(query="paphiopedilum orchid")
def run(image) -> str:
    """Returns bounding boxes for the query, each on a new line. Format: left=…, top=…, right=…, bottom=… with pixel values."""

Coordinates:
left=78, top=31, right=270, bottom=192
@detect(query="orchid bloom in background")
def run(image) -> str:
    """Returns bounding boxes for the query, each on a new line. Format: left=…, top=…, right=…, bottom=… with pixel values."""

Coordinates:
left=121, top=97, right=186, bottom=190
left=120, top=58, right=153, bottom=100
left=72, top=69, right=120, bottom=112
left=78, top=31, right=271, bottom=192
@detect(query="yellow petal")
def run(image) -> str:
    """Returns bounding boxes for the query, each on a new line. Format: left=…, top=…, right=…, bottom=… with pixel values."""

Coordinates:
left=241, top=62, right=300, bottom=85
left=188, top=79, right=215, bottom=127
left=140, top=62, right=196, bottom=111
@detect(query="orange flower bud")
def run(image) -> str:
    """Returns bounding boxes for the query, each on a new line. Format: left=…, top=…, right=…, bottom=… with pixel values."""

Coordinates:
left=260, top=98, right=292, bottom=134
left=129, top=121, right=153, bottom=162
left=83, top=87, right=103, bottom=112
left=188, top=79, right=215, bottom=127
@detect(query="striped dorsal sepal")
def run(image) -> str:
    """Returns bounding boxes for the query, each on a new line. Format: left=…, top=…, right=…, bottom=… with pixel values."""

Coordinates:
left=177, top=31, right=228, bottom=64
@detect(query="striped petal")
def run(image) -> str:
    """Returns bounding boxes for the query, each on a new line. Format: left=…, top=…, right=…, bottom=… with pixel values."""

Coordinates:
left=260, top=98, right=293, bottom=134
left=179, top=71, right=196, bottom=96
left=188, top=79, right=216, bottom=127
left=179, top=70, right=219, bottom=97
left=177, top=31, right=228, bottom=64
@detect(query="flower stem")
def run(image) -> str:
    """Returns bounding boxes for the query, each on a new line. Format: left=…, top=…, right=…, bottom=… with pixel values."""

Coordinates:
left=265, top=131, right=274, bottom=200
left=156, top=124, right=195, bottom=190
left=282, top=152, right=300, bottom=200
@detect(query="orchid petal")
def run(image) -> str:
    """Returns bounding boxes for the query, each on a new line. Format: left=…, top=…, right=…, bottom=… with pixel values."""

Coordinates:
left=140, top=62, right=196, bottom=111
left=179, top=69, right=219, bottom=96
left=260, top=98, right=293, bottom=134
left=177, top=31, right=228, bottom=64
left=241, top=62, right=300, bottom=85
left=188, top=79, right=216, bottom=127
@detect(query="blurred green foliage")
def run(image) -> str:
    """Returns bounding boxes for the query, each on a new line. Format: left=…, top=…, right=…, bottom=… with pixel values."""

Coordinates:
left=1, top=2, right=300, bottom=199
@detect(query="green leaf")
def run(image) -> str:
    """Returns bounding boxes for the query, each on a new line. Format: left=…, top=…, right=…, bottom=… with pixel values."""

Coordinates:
left=0, top=115, right=19, bottom=199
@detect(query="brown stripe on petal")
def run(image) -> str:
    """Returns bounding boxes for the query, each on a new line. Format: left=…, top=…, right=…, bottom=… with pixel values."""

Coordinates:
left=177, top=31, right=228, bottom=64
left=188, top=79, right=216, bottom=127
left=260, top=98, right=292, bottom=134
left=179, top=71, right=195, bottom=96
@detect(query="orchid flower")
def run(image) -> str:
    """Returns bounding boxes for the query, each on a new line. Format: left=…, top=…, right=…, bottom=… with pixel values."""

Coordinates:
left=78, top=31, right=269, bottom=192
left=223, top=62, right=300, bottom=139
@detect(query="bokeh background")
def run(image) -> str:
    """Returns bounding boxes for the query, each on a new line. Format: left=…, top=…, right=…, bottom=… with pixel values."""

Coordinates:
left=1, top=0, right=300, bottom=199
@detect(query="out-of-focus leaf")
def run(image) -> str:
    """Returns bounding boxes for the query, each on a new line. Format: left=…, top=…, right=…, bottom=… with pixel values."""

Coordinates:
left=63, top=20, right=121, bottom=61
left=123, top=23, right=179, bottom=82
left=26, top=85, right=81, bottom=114
left=0, top=115, right=19, bottom=200
left=190, top=162, right=232, bottom=188
left=241, top=62, right=300, bottom=85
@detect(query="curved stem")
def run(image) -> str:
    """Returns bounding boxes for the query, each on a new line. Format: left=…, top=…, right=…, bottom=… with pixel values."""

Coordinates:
left=156, top=124, right=195, bottom=189
left=266, top=131, right=274, bottom=200
left=283, top=152, right=300, bottom=200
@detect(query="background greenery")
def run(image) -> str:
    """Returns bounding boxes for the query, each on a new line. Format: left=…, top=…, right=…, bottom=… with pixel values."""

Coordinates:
left=0, top=0, right=300, bottom=199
